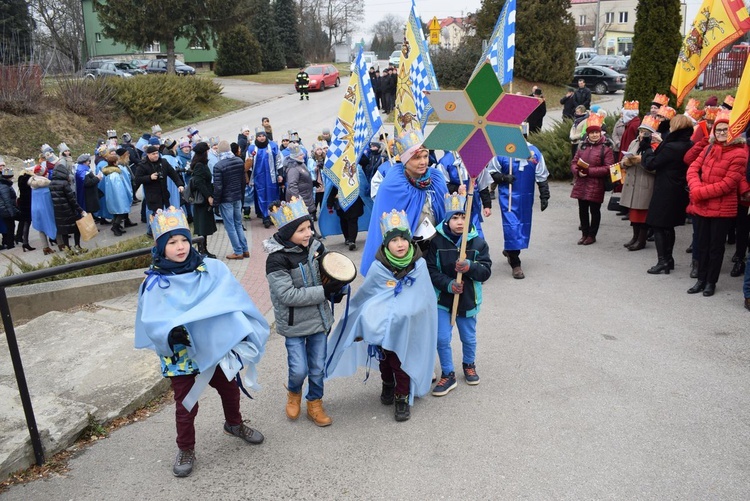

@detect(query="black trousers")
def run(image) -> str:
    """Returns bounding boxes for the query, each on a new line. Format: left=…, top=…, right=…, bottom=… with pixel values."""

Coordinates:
left=578, top=200, right=602, bottom=237
left=734, top=205, right=750, bottom=259
left=694, top=215, right=733, bottom=284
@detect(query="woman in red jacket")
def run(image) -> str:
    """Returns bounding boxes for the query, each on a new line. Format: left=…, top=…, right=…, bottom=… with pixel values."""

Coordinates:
left=686, top=110, right=750, bottom=296
left=570, top=113, right=614, bottom=245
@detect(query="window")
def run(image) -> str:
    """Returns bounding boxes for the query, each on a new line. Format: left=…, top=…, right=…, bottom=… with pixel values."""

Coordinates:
left=605, top=12, right=614, bottom=24
left=619, top=11, right=628, bottom=23
left=579, top=15, right=587, bottom=26
left=95, top=33, right=102, bottom=42
left=144, top=42, right=160, bottom=53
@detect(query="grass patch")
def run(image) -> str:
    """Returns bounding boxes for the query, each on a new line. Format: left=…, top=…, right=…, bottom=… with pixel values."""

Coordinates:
left=3, top=234, right=153, bottom=284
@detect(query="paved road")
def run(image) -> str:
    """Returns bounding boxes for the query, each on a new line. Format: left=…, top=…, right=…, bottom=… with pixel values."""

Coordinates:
left=3, top=83, right=749, bottom=499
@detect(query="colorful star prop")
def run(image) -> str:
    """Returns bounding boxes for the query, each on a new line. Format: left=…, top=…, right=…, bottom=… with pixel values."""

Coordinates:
left=422, top=62, right=541, bottom=177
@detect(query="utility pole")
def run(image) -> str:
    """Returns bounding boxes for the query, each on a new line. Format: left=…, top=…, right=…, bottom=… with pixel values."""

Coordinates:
left=594, top=0, right=601, bottom=53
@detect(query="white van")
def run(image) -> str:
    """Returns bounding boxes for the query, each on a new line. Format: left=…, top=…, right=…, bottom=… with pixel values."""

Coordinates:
left=575, top=48, right=598, bottom=65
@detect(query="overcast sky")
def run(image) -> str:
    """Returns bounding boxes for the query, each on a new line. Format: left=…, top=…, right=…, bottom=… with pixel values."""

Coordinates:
left=355, top=0, right=704, bottom=44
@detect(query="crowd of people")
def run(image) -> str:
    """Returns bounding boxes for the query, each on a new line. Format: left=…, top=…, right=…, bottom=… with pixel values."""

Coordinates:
left=567, top=91, right=750, bottom=308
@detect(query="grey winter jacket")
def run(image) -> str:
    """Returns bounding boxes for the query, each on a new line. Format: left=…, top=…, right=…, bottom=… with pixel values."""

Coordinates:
left=264, top=236, right=333, bottom=337
left=284, top=158, right=315, bottom=213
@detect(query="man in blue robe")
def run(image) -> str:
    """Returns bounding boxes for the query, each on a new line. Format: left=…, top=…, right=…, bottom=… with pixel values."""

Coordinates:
left=246, top=127, right=281, bottom=228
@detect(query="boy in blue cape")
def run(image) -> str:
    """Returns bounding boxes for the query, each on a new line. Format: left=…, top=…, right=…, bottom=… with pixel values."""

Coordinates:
left=135, top=207, right=269, bottom=478
left=325, top=209, right=438, bottom=422
left=426, top=193, right=492, bottom=396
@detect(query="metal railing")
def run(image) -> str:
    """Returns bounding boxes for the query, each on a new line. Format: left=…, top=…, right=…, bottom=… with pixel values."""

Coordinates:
left=0, top=238, right=202, bottom=467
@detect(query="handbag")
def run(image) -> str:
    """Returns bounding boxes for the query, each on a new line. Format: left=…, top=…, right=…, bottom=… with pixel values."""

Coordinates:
left=183, top=177, right=205, bottom=205
left=76, top=212, right=99, bottom=241
left=607, top=194, right=624, bottom=212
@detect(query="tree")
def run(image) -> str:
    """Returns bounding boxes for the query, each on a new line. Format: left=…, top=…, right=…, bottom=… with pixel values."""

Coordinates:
left=249, top=0, right=286, bottom=70
left=624, top=0, right=682, bottom=116
left=215, top=24, right=262, bottom=76
left=371, top=14, right=404, bottom=45
left=473, top=0, right=577, bottom=86
left=0, top=0, right=34, bottom=65
left=30, top=0, right=85, bottom=72
left=94, top=0, right=246, bottom=73
left=299, top=2, right=329, bottom=63
left=275, top=0, right=304, bottom=67
left=321, top=0, right=363, bottom=57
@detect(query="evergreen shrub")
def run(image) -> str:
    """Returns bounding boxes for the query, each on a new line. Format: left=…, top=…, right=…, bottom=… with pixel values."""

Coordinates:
left=215, top=25, right=263, bottom=77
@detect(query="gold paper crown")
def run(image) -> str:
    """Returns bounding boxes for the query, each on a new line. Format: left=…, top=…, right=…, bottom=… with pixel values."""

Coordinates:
left=703, top=106, right=720, bottom=121
left=686, top=107, right=705, bottom=121
left=379, top=209, right=409, bottom=236
left=395, top=129, right=424, bottom=156
left=686, top=98, right=702, bottom=110
left=444, top=192, right=467, bottom=214
left=657, top=106, right=676, bottom=120
left=269, top=196, right=309, bottom=228
left=652, top=93, right=669, bottom=107
left=623, top=100, right=639, bottom=110
left=149, top=206, right=190, bottom=242
left=587, top=113, right=604, bottom=129
left=715, top=108, right=732, bottom=123
left=724, top=95, right=735, bottom=108
left=640, top=115, right=660, bottom=132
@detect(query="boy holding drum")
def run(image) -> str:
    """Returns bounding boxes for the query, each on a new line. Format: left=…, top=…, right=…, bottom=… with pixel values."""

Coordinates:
left=264, top=197, right=345, bottom=427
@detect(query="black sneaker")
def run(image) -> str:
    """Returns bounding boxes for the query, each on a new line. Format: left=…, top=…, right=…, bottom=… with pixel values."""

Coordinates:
left=173, top=448, right=195, bottom=477
left=432, top=372, right=457, bottom=396
left=348, top=241, right=357, bottom=251
left=380, top=382, right=395, bottom=405
left=223, top=422, right=264, bottom=444
left=463, top=363, right=480, bottom=385
left=262, top=217, right=272, bottom=228
left=394, top=394, right=410, bottom=421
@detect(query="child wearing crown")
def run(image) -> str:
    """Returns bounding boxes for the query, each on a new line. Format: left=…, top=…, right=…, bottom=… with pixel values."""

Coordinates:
left=264, top=197, right=342, bottom=427
left=425, top=193, right=492, bottom=396
left=135, top=207, right=270, bottom=478
left=325, top=209, right=437, bottom=422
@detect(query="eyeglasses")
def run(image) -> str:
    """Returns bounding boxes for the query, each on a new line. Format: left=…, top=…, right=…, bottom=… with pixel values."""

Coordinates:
left=714, top=128, right=729, bottom=133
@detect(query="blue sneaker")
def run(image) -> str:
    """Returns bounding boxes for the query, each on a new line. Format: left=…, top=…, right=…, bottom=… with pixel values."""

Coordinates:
left=463, top=363, right=480, bottom=385
left=432, top=372, right=457, bottom=396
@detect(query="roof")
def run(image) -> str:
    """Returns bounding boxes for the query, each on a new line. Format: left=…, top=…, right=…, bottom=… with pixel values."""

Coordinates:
left=439, top=16, right=467, bottom=28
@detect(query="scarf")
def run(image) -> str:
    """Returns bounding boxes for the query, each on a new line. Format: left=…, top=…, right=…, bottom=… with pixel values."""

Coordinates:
left=405, top=171, right=432, bottom=190
left=219, top=151, right=234, bottom=161
left=384, top=245, right=414, bottom=269
left=149, top=246, right=205, bottom=277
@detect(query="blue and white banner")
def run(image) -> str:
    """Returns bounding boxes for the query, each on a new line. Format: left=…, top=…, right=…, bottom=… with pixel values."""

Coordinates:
left=473, top=0, right=516, bottom=85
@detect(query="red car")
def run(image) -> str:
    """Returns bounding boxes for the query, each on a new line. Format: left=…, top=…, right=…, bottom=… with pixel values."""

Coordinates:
left=296, top=64, right=340, bottom=91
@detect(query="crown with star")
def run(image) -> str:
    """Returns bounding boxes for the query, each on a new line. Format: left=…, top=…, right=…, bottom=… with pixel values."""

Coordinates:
left=149, top=206, right=190, bottom=242
left=269, top=197, right=309, bottom=228
left=380, top=209, right=409, bottom=235
left=444, top=192, right=467, bottom=214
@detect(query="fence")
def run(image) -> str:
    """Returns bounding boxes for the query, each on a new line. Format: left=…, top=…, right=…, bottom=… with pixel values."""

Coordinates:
left=0, top=237, right=202, bottom=467
left=702, top=51, right=748, bottom=90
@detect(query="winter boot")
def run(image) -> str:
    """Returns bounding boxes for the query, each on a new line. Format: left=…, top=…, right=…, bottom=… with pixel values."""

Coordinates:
left=627, top=224, right=647, bottom=251
left=286, top=391, right=302, bottom=420
left=690, top=259, right=699, bottom=279
left=647, top=229, right=670, bottom=274
left=623, top=225, right=638, bottom=248
left=394, top=394, right=411, bottom=422
left=203, top=236, right=217, bottom=259
left=306, top=399, right=332, bottom=427
left=380, top=382, right=395, bottom=405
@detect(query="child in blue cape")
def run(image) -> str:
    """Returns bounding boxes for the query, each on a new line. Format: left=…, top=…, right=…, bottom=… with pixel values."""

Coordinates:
left=135, top=206, right=269, bottom=478
left=264, top=197, right=342, bottom=427
left=426, top=193, right=492, bottom=397
left=325, top=209, right=438, bottom=422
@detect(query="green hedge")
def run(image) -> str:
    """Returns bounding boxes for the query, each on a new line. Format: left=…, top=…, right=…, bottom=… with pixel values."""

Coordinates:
left=105, top=75, right=223, bottom=125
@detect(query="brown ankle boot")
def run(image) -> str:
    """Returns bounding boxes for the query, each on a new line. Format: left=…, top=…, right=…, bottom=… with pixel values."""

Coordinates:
left=286, top=391, right=302, bottom=420
left=306, top=399, right=332, bottom=427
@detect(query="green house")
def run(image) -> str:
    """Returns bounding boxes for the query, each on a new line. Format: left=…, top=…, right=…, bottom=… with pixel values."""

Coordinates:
left=81, top=0, right=217, bottom=69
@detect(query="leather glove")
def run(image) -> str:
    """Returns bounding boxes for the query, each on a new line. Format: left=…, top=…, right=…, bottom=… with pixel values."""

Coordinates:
left=455, top=260, right=470, bottom=273
left=313, top=180, right=321, bottom=188
left=167, top=325, right=191, bottom=351
left=540, top=198, right=549, bottom=211
left=449, top=280, right=464, bottom=294
left=490, top=172, right=516, bottom=185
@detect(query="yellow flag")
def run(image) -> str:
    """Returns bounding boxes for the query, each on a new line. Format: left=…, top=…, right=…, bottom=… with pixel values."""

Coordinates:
left=671, top=0, right=750, bottom=106
left=393, top=1, right=438, bottom=137
left=728, top=56, right=750, bottom=141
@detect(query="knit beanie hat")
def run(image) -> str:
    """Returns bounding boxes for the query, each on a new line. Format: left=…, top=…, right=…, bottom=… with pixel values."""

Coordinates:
left=148, top=136, right=161, bottom=146
left=76, top=153, right=91, bottom=163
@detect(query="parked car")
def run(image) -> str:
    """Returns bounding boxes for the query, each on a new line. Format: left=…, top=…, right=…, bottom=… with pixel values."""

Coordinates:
left=587, top=55, right=629, bottom=73
left=389, top=50, right=401, bottom=68
left=96, top=62, right=134, bottom=78
left=351, top=54, right=379, bottom=72
left=575, top=48, right=598, bottom=65
left=572, top=65, right=627, bottom=94
left=83, top=59, right=116, bottom=79
left=298, top=64, right=340, bottom=91
left=144, top=59, right=196, bottom=75
left=117, top=61, right=146, bottom=75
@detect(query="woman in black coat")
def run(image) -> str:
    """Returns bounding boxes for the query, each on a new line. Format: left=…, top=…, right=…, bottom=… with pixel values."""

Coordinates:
left=641, top=114, right=694, bottom=274
left=15, top=170, right=34, bottom=251
left=49, top=163, right=85, bottom=251
left=190, top=142, right=217, bottom=258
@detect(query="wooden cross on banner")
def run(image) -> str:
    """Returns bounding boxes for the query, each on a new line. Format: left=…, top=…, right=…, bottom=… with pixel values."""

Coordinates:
left=422, top=61, right=540, bottom=324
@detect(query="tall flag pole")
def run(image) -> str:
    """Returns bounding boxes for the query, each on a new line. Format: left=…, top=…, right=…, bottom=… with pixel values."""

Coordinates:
left=393, top=0, right=439, bottom=137
left=322, top=47, right=383, bottom=210
left=671, top=0, right=750, bottom=106
left=473, top=0, right=516, bottom=87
